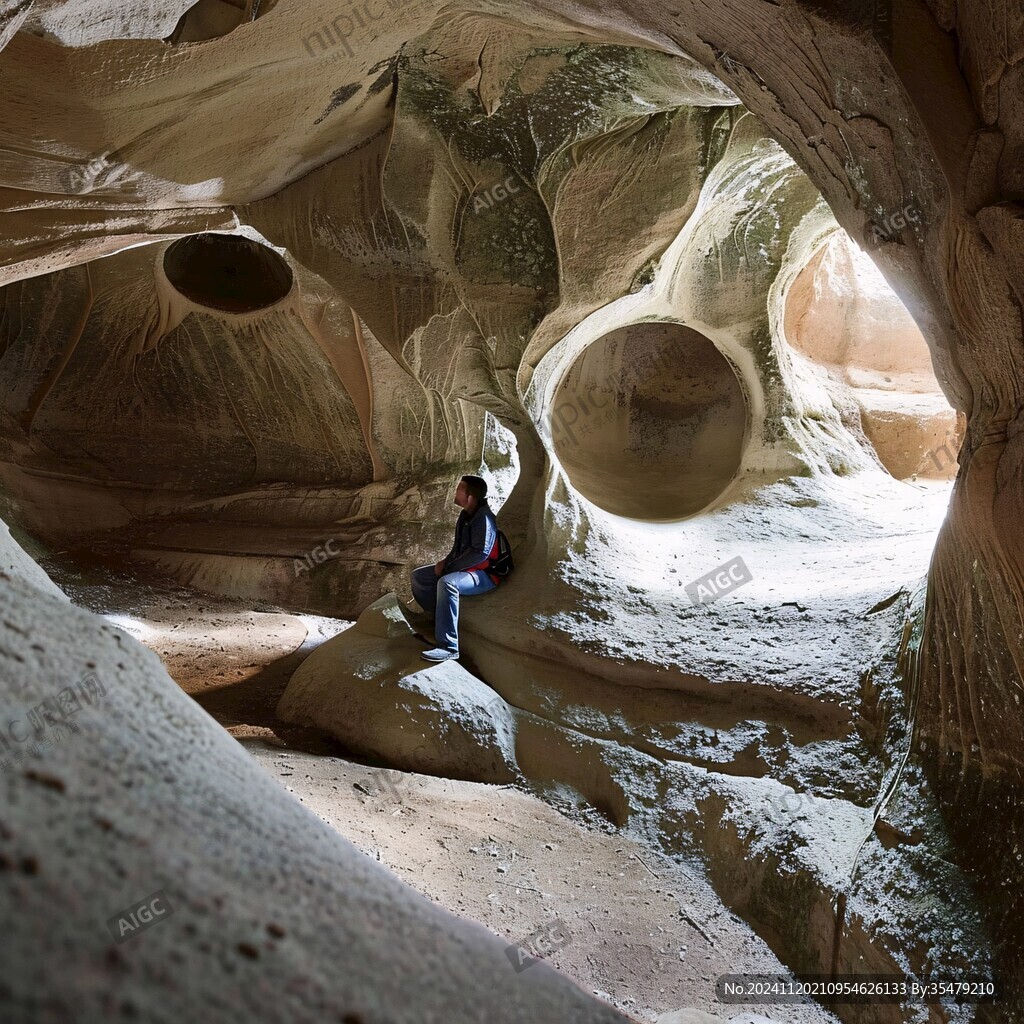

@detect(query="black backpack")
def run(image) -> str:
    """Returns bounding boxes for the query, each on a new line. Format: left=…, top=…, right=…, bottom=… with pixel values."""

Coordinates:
left=487, top=528, right=515, bottom=579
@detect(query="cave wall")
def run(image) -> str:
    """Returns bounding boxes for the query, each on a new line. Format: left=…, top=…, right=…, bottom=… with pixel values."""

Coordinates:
left=1, top=0, right=1023, bottom=1012
left=0, top=34, right=889, bottom=608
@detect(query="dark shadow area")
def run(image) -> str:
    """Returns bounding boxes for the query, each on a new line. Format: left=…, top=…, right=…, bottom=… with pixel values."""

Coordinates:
left=163, top=232, right=294, bottom=312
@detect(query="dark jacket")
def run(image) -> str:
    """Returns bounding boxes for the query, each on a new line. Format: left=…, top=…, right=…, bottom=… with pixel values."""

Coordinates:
left=443, top=499, right=500, bottom=583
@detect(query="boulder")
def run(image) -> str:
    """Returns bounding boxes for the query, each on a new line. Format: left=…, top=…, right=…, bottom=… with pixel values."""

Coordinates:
left=277, top=593, right=519, bottom=784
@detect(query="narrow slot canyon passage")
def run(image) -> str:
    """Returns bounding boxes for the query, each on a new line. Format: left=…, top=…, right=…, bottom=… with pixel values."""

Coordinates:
left=0, top=5, right=1021, bottom=1024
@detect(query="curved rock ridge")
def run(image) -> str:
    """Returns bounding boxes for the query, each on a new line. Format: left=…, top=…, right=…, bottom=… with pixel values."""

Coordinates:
left=0, top=559, right=629, bottom=1024
left=277, top=586, right=993, bottom=1024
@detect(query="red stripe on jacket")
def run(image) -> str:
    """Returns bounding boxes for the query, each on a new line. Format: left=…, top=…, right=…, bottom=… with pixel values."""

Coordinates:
left=465, top=534, right=501, bottom=585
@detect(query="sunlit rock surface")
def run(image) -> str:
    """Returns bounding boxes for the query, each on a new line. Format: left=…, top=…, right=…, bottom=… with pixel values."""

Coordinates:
left=784, top=233, right=962, bottom=482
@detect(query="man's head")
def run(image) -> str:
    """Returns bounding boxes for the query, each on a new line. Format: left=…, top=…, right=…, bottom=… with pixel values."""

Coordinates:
left=454, top=474, right=488, bottom=512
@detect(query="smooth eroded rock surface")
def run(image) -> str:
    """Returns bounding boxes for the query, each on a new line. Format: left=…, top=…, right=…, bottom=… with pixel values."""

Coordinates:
left=0, top=558, right=622, bottom=1024
left=277, top=593, right=519, bottom=783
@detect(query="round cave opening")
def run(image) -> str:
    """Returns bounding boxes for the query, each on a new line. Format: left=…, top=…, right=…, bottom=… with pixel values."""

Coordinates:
left=163, top=233, right=294, bottom=313
left=550, top=321, right=748, bottom=521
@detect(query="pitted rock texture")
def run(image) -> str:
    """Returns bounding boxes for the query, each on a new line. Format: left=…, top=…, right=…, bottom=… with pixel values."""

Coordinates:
left=0, top=550, right=626, bottom=1024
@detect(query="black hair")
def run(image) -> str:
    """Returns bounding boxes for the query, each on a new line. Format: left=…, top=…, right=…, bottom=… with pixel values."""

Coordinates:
left=460, top=474, right=488, bottom=502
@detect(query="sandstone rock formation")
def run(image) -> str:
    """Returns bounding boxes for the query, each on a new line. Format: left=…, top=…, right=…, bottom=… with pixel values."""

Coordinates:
left=277, top=593, right=519, bottom=783
left=0, top=527, right=628, bottom=1023
left=1, top=0, right=1022, bottom=1020
left=784, top=232, right=963, bottom=482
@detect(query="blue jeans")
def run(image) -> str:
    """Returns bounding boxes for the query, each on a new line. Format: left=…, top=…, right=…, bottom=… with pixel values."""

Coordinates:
left=410, top=564, right=497, bottom=655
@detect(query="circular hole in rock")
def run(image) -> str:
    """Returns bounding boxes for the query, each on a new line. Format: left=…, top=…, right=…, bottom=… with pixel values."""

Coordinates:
left=550, top=322, right=747, bottom=521
left=163, top=233, right=293, bottom=313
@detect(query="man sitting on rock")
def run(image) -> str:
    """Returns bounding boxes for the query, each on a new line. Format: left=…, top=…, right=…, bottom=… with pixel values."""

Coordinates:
left=409, top=474, right=501, bottom=662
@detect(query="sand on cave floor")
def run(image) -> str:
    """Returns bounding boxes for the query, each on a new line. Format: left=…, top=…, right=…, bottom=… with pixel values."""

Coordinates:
left=38, top=556, right=841, bottom=1024
left=42, top=556, right=354, bottom=749
left=241, top=739, right=841, bottom=1024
